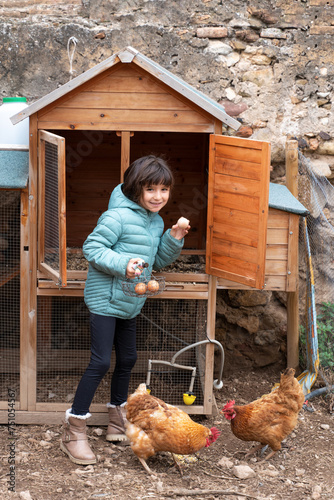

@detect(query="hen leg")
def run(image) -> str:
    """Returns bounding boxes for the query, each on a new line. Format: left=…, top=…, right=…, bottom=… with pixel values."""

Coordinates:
left=137, top=457, right=156, bottom=476
left=245, top=444, right=263, bottom=458
left=171, top=453, right=183, bottom=476
left=258, top=449, right=277, bottom=463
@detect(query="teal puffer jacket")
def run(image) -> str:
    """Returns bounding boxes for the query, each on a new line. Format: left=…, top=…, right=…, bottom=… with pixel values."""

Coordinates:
left=83, top=184, right=183, bottom=318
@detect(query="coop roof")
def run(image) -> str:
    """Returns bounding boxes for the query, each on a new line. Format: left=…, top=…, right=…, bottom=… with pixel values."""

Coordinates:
left=269, top=183, right=309, bottom=216
left=10, top=46, right=240, bottom=130
left=0, top=147, right=29, bottom=189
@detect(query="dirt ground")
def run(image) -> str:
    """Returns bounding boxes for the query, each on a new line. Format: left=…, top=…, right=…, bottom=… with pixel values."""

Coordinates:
left=1, top=366, right=333, bottom=500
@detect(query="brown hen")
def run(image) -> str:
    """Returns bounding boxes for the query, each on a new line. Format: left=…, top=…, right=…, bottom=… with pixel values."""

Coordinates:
left=222, top=368, right=305, bottom=461
left=126, top=383, right=220, bottom=475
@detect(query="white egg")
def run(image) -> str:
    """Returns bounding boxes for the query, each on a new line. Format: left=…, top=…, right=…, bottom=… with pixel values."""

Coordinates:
left=177, top=217, right=190, bottom=229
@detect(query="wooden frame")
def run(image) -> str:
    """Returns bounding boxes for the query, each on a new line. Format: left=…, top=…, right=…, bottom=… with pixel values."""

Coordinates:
left=38, top=130, right=67, bottom=287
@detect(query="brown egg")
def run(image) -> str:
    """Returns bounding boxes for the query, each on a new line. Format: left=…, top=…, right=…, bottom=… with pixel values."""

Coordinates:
left=134, top=282, right=147, bottom=295
left=147, top=280, right=160, bottom=292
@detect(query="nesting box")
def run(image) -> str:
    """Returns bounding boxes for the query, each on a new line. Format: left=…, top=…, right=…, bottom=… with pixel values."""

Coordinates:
left=0, top=47, right=308, bottom=424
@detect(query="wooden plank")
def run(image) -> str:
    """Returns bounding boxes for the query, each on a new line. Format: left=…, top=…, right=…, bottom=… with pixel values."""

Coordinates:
left=37, top=134, right=46, bottom=266
left=215, top=141, right=264, bottom=163
left=203, top=275, right=217, bottom=415
left=39, top=262, right=62, bottom=284
left=266, top=244, right=288, bottom=260
left=60, top=91, right=190, bottom=110
left=213, top=189, right=260, bottom=214
left=265, top=259, right=288, bottom=275
left=217, top=274, right=287, bottom=290
left=0, top=405, right=206, bottom=423
left=120, top=131, right=131, bottom=180
left=212, top=220, right=260, bottom=249
left=20, top=188, right=29, bottom=409
left=212, top=238, right=258, bottom=263
left=286, top=214, right=299, bottom=291
left=58, top=135, right=67, bottom=288
left=37, top=122, right=215, bottom=133
left=27, top=114, right=38, bottom=412
left=267, top=209, right=289, bottom=228
left=214, top=155, right=262, bottom=181
left=38, top=108, right=213, bottom=125
left=214, top=172, right=261, bottom=198
left=267, top=227, right=288, bottom=245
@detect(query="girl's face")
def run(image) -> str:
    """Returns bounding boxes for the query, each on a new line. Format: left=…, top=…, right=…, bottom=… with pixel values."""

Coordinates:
left=139, top=183, right=170, bottom=212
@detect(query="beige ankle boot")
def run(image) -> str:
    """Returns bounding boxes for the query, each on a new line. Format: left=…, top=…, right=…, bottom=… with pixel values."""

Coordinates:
left=106, top=405, right=130, bottom=444
left=60, top=410, right=97, bottom=465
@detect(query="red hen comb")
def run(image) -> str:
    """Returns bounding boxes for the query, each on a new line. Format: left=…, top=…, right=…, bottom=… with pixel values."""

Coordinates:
left=210, top=427, right=221, bottom=441
left=222, top=400, right=235, bottom=412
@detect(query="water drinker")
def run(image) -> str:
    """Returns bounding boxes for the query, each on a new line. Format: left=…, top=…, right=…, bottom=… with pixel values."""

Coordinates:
left=0, top=97, right=29, bottom=147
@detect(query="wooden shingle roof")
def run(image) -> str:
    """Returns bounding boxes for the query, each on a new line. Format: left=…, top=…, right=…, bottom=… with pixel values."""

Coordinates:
left=10, top=46, right=240, bottom=130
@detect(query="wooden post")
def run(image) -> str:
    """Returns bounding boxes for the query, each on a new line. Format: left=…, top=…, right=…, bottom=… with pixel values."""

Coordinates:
left=285, top=140, right=299, bottom=369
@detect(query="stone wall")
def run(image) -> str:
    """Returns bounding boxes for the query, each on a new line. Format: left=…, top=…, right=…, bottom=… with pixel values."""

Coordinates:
left=1, top=0, right=333, bottom=370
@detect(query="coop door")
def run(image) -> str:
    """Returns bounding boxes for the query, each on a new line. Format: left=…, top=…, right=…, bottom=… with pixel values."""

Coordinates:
left=38, top=130, right=67, bottom=287
left=206, top=135, right=270, bottom=289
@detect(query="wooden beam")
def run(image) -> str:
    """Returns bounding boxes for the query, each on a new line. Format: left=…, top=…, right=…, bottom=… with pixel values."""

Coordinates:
left=285, top=140, right=300, bottom=370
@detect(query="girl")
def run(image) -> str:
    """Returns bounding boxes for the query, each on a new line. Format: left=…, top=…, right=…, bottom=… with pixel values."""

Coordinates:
left=61, top=155, right=189, bottom=465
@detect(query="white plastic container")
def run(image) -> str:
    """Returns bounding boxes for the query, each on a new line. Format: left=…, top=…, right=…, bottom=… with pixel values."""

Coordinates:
left=0, top=97, right=29, bottom=147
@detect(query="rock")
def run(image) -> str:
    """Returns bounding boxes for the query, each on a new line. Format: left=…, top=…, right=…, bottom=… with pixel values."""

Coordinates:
left=197, top=27, right=228, bottom=38
left=235, top=30, right=259, bottom=43
left=204, top=41, right=233, bottom=56
left=248, top=8, right=278, bottom=25
left=311, top=485, right=322, bottom=499
left=320, top=424, right=330, bottom=430
left=233, top=464, right=256, bottom=479
left=218, top=456, right=234, bottom=468
left=242, top=68, right=274, bottom=86
left=318, top=140, right=334, bottom=155
left=252, top=119, right=267, bottom=128
left=219, top=100, right=248, bottom=116
left=319, top=131, right=331, bottom=140
left=236, top=125, right=253, bottom=137
left=309, top=159, right=331, bottom=177
left=262, top=469, right=280, bottom=477
left=19, top=493, right=33, bottom=500
left=309, top=138, right=319, bottom=151
left=249, top=54, right=272, bottom=65
left=260, top=28, right=287, bottom=39
left=93, top=427, right=103, bottom=436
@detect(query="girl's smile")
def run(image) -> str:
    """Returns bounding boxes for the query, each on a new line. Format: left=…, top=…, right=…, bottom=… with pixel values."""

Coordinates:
left=139, top=184, right=170, bottom=212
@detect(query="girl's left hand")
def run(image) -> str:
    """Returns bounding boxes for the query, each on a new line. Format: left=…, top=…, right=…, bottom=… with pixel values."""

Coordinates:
left=170, top=223, right=190, bottom=240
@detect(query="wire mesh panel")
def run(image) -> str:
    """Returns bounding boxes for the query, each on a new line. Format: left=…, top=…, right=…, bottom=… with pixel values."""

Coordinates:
left=298, top=152, right=334, bottom=307
left=298, top=153, right=334, bottom=373
left=37, top=296, right=91, bottom=403
left=36, top=296, right=208, bottom=407
left=44, top=141, right=60, bottom=270
left=0, top=191, right=20, bottom=402
left=134, top=299, right=208, bottom=406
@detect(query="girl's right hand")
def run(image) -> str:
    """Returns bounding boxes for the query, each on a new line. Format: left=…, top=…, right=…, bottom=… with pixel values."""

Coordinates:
left=126, top=258, right=145, bottom=279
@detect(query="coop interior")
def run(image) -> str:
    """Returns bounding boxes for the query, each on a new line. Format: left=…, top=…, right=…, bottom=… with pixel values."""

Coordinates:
left=2, top=130, right=214, bottom=415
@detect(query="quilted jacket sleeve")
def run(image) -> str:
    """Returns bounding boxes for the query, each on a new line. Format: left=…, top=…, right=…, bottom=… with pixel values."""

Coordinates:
left=153, top=229, right=184, bottom=271
left=82, top=211, right=129, bottom=278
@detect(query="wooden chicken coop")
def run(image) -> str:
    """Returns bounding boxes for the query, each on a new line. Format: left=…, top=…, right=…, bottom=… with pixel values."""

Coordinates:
left=0, top=47, right=308, bottom=424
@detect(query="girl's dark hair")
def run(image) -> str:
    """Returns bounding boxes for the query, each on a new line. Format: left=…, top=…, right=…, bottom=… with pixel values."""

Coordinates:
left=122, top=155, right=174, bottom=203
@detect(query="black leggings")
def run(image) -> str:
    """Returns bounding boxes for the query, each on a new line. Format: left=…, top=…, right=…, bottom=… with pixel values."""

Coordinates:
left=71, top=313, right=137, bottom=415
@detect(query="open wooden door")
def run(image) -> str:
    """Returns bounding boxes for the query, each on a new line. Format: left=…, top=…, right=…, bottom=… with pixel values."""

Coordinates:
left=206, top=135, right=270, bottom=289
left=38, top=130, right=67, bottom=287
